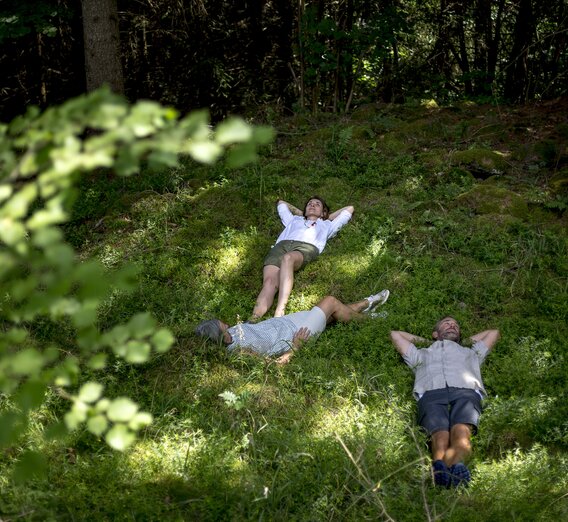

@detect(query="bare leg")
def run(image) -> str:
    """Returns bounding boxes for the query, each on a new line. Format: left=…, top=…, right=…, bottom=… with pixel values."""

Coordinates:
left=274, top=251, right=304, bottom=317
left=431, top=430, right=451, bottom=463
left=444, top=423, right=472, bottom=466
left=315, top=296, right=373, bottom=324
left=252, top=265, right=280, bottom=319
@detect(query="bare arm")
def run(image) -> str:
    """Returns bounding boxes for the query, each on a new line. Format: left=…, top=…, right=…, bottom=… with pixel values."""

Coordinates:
left=277, top=200, right=303, bottom=216
left=469, top=329, right=500, bottom=350
left=275, top=327, right=310, bottom=364
left=390, top=330, right=427, bottom=356
left=329, top=205, right=354, bottom=221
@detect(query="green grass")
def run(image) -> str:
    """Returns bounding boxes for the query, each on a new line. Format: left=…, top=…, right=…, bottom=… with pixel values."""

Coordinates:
left=1, top=100, right=568, bottom=520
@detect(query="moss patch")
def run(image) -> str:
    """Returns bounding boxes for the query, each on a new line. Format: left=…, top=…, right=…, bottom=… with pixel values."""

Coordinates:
left=456, top=184, right=529, bottom=218
left=452, top=148, right=508, bottom=177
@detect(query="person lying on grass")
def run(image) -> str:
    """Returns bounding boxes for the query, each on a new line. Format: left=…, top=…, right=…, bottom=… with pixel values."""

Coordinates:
left=196, top=290, right=389, bottom=365
left=251, top=196, right=354, bottom=321
left=390, top=318, right=500, bottom=488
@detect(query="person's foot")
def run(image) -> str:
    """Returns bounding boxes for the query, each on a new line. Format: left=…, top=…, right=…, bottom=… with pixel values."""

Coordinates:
left=246, top=315, right=262, bottom=324
left=449, top=462, right=471, bottom=487
left=363, top=289, right=390, bottom=313
left=273, top=308, right=285, bottom=318
left=432, top=459, right=450, bottom=488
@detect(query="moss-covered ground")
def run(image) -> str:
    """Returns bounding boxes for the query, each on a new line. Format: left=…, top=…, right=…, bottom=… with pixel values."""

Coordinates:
left=2, top=98, right=567, bottom=520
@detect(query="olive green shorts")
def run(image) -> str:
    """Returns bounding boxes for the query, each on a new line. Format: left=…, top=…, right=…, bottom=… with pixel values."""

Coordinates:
left=263, top=240, right=320, bottom=268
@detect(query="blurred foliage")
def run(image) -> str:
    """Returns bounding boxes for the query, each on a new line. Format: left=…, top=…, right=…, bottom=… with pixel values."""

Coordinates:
left=0, top=87, right=273, bottom=477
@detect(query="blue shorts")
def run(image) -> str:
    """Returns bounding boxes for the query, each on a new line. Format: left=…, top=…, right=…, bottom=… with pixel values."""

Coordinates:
left=417, top=387, right=482, bottom=436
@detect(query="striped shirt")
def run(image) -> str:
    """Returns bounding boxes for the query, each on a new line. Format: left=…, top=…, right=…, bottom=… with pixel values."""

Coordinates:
left=226, top=317, right=298, bottom=357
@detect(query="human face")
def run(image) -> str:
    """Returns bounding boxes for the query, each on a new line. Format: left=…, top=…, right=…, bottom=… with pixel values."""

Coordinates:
left=433, top=317, right=461, bottom=342
left=304, top=198, right=324, bottom=219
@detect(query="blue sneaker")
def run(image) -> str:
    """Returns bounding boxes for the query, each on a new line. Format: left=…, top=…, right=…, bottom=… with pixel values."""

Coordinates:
left=449, top=462, right=471, bottom=487
left=432, top=460, right=450, bottom=488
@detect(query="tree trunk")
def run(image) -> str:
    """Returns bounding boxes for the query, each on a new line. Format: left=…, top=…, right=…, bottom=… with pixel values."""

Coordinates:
left=504, top=0, right=535, bottom=102
left=81, top=0, right=124, bottom=94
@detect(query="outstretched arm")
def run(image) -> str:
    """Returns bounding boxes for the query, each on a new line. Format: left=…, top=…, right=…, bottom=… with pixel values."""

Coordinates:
left=329, top=205, right=354, bottom=220
left=469, top=329, right=500, bottom=350
left=277, top=200, right=303, bottom=216
left=390, top=330, right=427, bottom=356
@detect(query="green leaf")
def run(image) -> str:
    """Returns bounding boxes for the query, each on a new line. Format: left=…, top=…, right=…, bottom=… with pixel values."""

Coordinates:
left=12, top=451, right=47, bottom=484
left=187, top=141, right=223, bottom=164
left=107, top=398, right=138, bottom=422
left=27, top=205, right=68, bottom=230
left=31, top=226, right=64, bottom=248
left=127, top=312, right=156, bottom=339
left=71, top=301, right=98, bottom=328
left=95, top=398, right=111, bottom=413
left=225, top=142, right=258, bottom=168
left=128, top=412, right=153, bottom=430
left=4, top=328, right=28, bottom=343
left=105, top=424, right=135, bottom=451
left=78, top=382, right=103, bottom=403
left=10, top=348, right=44, bottom=376
left=0, top=184, right=13, bottom=202
left=88, top=353, right=108, bottom=370
left=14, top=380, right=46, bottom=412
left=87, top=414, right=108, bottom=436
left=0, top=217, right=26, bottom=245
left=0, top=183, right=38, bottom=219
left=102, top=325, right=130, bottom=348
left=64, top=402, right=88, bottom=430
left=124, top=340, right=151, bottom=364
left=0, top=412, right=26, bottom=448
left=151, top=329, right=175, bottom=353
left=215, top=118, right=252, bottom=145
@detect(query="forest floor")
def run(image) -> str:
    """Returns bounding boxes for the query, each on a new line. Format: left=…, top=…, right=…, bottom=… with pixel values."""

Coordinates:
left=2, top=97, right=568, bottom=520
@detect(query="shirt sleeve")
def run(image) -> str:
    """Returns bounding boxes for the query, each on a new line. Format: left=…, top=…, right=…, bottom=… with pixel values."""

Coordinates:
left=402, top=343, right=422, bottom=370
left=277, top=202, right=294, bottom=227
left=325, top=209, right=352, bottom=238
left=472, top=340, right=490, bottom=364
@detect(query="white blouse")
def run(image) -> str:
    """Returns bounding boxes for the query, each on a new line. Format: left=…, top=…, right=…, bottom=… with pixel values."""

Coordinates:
left=274, top=202, right=352, bottom=253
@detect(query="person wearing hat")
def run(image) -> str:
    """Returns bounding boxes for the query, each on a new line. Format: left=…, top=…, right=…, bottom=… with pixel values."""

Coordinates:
left=196, top=289, right=389, bottom=365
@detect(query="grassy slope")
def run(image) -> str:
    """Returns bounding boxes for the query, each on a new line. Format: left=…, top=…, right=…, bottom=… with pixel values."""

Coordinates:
left=2, top=99, right=568, bottom=520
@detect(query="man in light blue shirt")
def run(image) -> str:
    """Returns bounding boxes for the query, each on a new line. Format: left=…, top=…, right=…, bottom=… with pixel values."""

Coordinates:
left=390, top=317, right=500, bottom=488
left=196, top=290, right=389, bottom=365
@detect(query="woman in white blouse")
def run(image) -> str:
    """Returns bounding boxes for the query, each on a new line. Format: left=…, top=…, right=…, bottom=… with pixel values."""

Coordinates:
left=251, top=196, right=354, bottom=320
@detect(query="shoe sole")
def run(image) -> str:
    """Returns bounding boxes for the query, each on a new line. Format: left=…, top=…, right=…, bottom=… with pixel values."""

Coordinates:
left=364, top=289, right=390, bottom=312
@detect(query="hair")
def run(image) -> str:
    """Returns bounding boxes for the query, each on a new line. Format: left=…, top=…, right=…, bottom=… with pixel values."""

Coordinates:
left=433, top=316, right=461, bottom=342
left=303, top=195, right=329, bottom=220
left=195, top=319, right=224, bottom=344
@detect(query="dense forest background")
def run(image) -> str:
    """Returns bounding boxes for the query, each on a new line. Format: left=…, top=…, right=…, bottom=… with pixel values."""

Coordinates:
left=1, top=0, right=567, bottom=122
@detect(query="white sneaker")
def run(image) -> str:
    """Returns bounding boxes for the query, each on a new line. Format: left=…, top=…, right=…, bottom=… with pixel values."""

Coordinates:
left=363, top=289, right=390, bottom=313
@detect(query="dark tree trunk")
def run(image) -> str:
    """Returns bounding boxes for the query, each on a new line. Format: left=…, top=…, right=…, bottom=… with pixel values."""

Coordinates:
left=81, top=0, right=124, bottom=93
left=473, top=0, right=492, bottom=95
left=504, top=0, right=535, bottom=102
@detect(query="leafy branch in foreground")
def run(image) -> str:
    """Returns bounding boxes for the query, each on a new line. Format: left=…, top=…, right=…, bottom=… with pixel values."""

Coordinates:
left=0, top=87, right=274, bottom=473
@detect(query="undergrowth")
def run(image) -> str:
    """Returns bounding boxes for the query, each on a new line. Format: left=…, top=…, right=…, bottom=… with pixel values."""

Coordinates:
left=1, top=100, right=567, bottom=521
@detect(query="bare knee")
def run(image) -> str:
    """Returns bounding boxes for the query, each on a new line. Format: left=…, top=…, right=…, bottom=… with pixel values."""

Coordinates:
left=315, top=296, right=339, bottom=316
